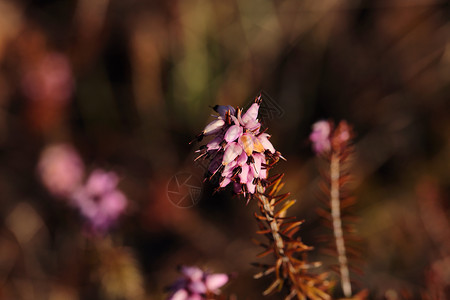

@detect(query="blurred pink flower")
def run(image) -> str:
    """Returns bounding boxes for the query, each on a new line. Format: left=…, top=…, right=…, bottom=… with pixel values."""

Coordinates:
left=332, top=121, right=351, bottom=150
left=22, top=52, right=74, bottom=104
left=167, top=266, right=229, bottom=300
left=38, top=143, right=84, bottom=198
left=72, top=169, right=127, bottom=233
left=309, top=120, right=331, bottom=155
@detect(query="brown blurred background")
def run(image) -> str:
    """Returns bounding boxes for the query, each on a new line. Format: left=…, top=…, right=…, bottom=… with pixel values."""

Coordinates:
left=0, top=0, right=449, bottom=299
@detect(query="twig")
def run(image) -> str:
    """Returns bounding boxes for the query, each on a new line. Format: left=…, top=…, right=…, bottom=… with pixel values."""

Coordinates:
left=330, top=153, right=352, bottom=298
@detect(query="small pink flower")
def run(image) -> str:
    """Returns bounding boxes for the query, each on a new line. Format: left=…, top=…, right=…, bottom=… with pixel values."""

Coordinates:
left=194, top=96, right=282, bottom=197
left=309, top=120, right=331, bottom=155
left=167, top=266, right=229, bottom=300
left=71, top=169, right=127, bottom=233
left=38, top=143, right=84, bottom=198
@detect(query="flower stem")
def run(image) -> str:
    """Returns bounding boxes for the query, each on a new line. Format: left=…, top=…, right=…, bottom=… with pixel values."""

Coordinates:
left=330, top=153, right=352, bottom=298
left=256, top=183, right=286, bottom=257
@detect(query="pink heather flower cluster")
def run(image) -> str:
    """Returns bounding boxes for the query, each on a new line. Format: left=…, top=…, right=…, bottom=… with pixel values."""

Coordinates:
left=167, top=266, right=229, bottom=300
left=309, top=120, right=352, bottom=155
left=194, top=96, right=281, bottom=196
left=38, top=143, right=127, bottom=233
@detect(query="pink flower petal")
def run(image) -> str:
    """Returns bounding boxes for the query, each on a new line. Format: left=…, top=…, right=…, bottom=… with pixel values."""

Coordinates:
left=260, top=168, right=267, bottom=179
left=246, top=180, right=256, bottom=194
left=99, top=191, right=127, bottom=218
left=188, top=281, right=207, bottom=294
left=85, top=170, right=118, bottom=195
left=311, top=120, right=331, bottom=137
left=241, top=103, right=259, bottom=125
left=169, top=289, right=189, bottom=300
left=309, top=120, right=331, bottom=154
left=236, top=152, right=247, bottom=166
left=258, top=133, right=275, bottom=154
left=203, top=119, right=225, bottom=136
left=206, top=136, right=223, bottom=150
left=244, top=119, right=261, bottom=132
left=205, top=274, right=229, bottom=291
left=181, top=266, right=204, bottom=281
left=220, top=177, right=232, bottom=188
left=224, top=125, right=243, bottom=142
left=187, top=295, right=202, bottom=300
left=72, top=188, right=98, bottom=219
left=230, top=115, right=239, bottom=125
left=252, top=153, right=263, bottom=177
left=252, top=134, right=265, bottom=153
left=222, top=160, right=237, bottom=177
left=239, top=164, right=250, bottom=184
left=222, top=142, right=242, bottom=165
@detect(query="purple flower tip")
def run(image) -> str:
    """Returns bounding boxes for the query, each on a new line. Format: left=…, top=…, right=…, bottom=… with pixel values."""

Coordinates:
left=309, top=120, right=331, bottom=155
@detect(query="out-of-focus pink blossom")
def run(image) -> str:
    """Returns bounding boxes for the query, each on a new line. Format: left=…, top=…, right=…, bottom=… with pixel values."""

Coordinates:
left=332, top=121, right=351, bottom=150
left=205, top=274, right=229, bottom=291
left=22, top=52, right=74, bottom=104
left=167, top=266, right=229, bottom=300
left=310, top=120, right=353, bottom=155
left=194, top=96, right=283, bottom=197
left=38, top=143, right=84, bottom=198
left=72, top=169, right=127, bottom=233
left=309, top=120, right=331, bottom=155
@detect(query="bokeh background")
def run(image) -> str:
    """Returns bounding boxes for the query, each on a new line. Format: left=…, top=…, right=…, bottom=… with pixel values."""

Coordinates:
left=0, top=0, right=449, bottom=299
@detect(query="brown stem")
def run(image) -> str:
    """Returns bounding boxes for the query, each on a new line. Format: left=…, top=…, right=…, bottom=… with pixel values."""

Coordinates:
left=255, top=180, right=331, bottom=300
left=256, top=183, right=286, bottom=258
left=330, top=153, right=352, bottom=298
